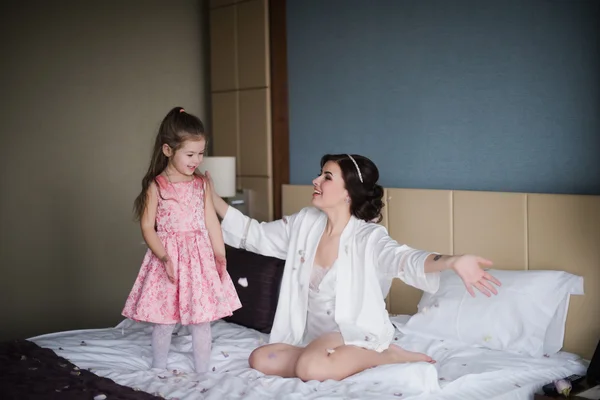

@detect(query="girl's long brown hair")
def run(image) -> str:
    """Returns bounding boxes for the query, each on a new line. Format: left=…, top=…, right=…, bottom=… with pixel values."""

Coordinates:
left=133, top=106, right=206, bottom=221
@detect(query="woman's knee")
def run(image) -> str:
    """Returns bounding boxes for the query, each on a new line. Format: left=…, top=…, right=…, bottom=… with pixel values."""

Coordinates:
left=248, top=346, right=269, bottom=372
left=295, top=352, right=332, bottom=382
left=249, top=344, right=299, bottom=377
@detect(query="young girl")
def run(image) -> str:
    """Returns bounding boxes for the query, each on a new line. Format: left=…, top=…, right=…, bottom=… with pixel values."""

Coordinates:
left=122, top=106, right=242, bottom=373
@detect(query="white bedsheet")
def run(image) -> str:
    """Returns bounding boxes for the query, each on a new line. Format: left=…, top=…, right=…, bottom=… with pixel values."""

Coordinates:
left=29, top=316, right=588, bottom=400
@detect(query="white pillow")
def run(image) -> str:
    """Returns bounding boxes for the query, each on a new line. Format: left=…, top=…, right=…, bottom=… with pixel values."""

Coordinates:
left=399, top=269, right=584, bottom=358
left=544, top=290, right=581, bottom=354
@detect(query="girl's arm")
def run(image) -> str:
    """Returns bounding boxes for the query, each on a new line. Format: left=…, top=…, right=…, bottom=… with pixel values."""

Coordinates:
left=140, top=182, right=167, bottom=260
left=204, top=179, right=226, bottom=260
left=141, top=182, right=175, bottom=282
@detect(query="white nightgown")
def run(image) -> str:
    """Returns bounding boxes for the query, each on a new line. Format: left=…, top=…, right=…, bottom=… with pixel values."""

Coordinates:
left=303, top=261, right=339, bottom=344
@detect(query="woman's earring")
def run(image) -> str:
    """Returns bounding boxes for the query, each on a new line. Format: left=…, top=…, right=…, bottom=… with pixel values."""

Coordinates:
left=345, top=197, right=350, bottom=204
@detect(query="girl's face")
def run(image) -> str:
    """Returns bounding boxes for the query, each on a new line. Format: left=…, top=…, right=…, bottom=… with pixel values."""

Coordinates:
left=163, top=138, right=206, bottom=177
left=311, top=161, right=349, bottom=210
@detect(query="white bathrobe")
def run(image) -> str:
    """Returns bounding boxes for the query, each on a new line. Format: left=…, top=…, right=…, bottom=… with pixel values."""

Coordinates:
left=221, top=206, right=440, bottom=352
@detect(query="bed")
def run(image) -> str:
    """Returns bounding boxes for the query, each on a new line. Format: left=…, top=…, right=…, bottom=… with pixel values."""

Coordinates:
left=13, top=315, right=586, bottom=400
left=3, top=187, right=599, bottom=400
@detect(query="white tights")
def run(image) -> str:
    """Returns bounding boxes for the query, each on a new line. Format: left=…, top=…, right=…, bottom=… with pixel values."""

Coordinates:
left=151, top=322, right=212, bottom=373
left=190, top=322, right=212, bottom=373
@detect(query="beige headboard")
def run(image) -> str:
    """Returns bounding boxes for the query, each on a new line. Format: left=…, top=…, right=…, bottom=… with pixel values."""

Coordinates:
left=282, top=184, right=600, bottom=360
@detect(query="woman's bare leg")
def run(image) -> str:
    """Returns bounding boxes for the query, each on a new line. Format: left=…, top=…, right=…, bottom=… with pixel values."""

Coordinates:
left=295, top=332, right=434, bottom=382
left=248, top=343, right=304, bottom=378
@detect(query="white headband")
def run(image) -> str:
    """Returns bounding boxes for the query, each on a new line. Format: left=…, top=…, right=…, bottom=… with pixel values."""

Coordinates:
left=347, top=154, right=363, bottom=183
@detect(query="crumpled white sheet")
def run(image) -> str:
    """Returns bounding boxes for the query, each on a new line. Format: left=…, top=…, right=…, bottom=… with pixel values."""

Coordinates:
left=28, top=316, right=586, bottom=400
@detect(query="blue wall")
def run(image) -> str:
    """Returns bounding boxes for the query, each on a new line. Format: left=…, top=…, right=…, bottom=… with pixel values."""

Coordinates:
left=287, top=0, right=600, bottom=194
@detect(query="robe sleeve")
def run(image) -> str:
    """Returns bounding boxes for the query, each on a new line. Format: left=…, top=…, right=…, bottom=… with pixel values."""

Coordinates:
left=371, top=228, right=440, bottom=294
left=220, top=205, right=293, bottom=260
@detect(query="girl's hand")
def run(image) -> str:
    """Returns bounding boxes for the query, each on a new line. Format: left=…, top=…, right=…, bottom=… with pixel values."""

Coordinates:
left=215, top=254, right=226, bottom=277
left=450, top=255, right=500, bottom=297
left=161, top=255, right=176, bottom=284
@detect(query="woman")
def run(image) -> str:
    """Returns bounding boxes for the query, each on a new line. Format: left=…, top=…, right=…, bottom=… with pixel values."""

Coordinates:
left=206, top=154, right=501, bottom=382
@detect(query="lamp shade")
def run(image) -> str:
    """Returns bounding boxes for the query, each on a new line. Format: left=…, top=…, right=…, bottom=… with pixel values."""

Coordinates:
left=197, top=156, right=236, bottom=198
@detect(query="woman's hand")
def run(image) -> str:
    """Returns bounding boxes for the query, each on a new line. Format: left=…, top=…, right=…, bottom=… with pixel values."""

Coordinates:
left=450, top=255, right=500, bottom=297
left=204, top=171, right=218, bottom=201
left=203, top=170, right=230, bottom=219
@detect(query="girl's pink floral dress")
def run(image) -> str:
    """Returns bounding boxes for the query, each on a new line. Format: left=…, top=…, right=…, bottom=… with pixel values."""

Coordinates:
left=122, top=175, right=241, bottom=325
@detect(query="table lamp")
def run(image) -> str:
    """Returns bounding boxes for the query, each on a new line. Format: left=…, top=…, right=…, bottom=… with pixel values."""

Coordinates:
left=197, top=156, right=236, bottom=198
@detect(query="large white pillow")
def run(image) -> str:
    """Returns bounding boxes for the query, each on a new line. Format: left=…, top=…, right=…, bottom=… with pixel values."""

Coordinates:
left=399, top=269, right=584, bottom=358
left=544, top=291, right=581, bottom=354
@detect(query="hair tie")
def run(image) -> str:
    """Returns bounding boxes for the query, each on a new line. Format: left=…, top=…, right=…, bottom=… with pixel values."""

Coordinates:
left=179, top=109, right=185, bottom=113
left=347, top=154, right=363, bottom=183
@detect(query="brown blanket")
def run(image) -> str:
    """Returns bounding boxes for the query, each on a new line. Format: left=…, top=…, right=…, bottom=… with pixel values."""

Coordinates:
left=0, top=339, right=163, bottom=400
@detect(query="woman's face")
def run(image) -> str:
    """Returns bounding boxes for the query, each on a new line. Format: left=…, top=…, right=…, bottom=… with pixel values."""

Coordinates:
left=311, top=161, right=349, bottom=210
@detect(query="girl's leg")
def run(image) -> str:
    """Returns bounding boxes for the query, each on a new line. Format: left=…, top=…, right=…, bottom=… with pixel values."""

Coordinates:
left=190, top=322, right=212, bottom=373
left=248, top=343, right=304, bottom=378
left=294, top=332, right=434, bottom=382
left=151, top=323, right=176, bottom=369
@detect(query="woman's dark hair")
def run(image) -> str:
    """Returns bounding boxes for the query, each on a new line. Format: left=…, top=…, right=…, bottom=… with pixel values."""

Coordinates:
left=320, top=154, right=384, bottom=223
left=133, top=106, right=206, bottom=221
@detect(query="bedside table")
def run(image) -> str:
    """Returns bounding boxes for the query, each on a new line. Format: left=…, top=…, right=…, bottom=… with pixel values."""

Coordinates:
left=534, top=380, right=600, bottom=400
